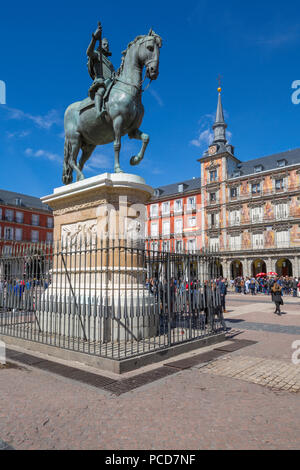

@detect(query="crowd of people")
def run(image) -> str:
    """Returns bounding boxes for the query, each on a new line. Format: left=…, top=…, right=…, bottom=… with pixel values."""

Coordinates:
left=229, top=276, right=300, bottom=297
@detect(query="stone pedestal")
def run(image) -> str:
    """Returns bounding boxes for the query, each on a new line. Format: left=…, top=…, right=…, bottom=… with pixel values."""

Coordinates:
left=40, top=173, right=158, bottom=342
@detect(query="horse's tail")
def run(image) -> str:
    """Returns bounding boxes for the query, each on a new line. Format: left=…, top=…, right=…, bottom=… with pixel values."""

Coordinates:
left=62, top=138, right=73, bottom=185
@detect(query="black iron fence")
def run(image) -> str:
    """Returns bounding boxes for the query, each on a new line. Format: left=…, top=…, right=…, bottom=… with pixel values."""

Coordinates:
left=0, top=239, right=225, bottom=360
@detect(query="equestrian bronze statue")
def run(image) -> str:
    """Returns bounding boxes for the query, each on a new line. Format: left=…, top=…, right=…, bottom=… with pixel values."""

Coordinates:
left=62, top=23, right=162, bottom=185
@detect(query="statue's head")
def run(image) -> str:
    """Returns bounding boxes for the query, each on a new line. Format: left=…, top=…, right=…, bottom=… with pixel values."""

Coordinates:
left=101, top=38, right=110, bottom=53
left=138, top=29, right=162, bottom=80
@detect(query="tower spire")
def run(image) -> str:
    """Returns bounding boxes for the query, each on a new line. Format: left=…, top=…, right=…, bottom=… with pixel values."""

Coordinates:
left=212, top=86, right=227, bottom=144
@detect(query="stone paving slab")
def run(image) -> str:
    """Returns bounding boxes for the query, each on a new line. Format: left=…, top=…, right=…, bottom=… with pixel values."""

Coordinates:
left=200, top=355, right=300, bottom=392
left=226, top=321, right=300, bottom=336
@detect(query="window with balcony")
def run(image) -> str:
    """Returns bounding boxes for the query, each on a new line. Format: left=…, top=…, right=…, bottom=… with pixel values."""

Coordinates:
left=5, top=209, right=14, bottom=222
left=188, top=217, right=196, bottom=227
left=251, top=183, right=261, bottom=195
left=209, top=192, right=217, bottom=203
left=175, top=219, right=183, bottom=234
left=276, top=230, right=289, bottom=248
left=162, top=201, right=170, bottom=216
left=16, top=211, right=24, bottom=223
left=32, top=214, right=40, bottom=226
left=210, top=213, right=216, bottom=228
left=209, top=237, right=219, bottom=251
left=252, top=233, right=264, bottom=249
left=251, top=206, right=263, bottom=223
left=188, top=239, right=196, bottom=253
left=162, top=241, right=170, bottom=252
left=4, top=227, right=14, bottom=240
left=151, top=222, right=158, bottom=237
left=47, top=217, right=54, bottom=228
left=175, top=240, right=183, bottom=252
left=46, top=232, right=53, bottom=242
left=275, top=203, right=288, bottom=220
left=15, top=228, right=22, bottom=241
left=151, top=242, right=159, bottom=251
left=187, top=196, right=196, bottom=211
left=229, top=235, right=241, bottom=251
left=230, top=210, right=240, bottom=226
left=174, top=199, right=183, bottom=213
left=150, top=204, right=158, bottom=218
left=162, top=221, right=170, bottom=236
left=31, top=230, right=39, bottom=242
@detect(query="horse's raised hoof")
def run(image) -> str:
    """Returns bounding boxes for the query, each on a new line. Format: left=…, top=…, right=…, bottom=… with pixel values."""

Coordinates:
left=130, top=156, right=139, bottom=166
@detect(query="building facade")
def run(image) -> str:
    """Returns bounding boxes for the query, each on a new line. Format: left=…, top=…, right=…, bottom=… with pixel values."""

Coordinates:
left=146, top=90, right=300, bottom=279
left=0, top=189, right=53, bottom=254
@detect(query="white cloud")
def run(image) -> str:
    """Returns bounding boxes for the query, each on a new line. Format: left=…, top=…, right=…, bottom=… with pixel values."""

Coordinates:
left=6, top=130, right=31, bottom=139
left=148, top=89, right=164, bottom=107
left=190, top=129, right=214, bottom=148
left=85, top=152, right=112, bottom=172
left=5, top=106, right=63, bottom=129
left=25, top=148, right=62, bottom=163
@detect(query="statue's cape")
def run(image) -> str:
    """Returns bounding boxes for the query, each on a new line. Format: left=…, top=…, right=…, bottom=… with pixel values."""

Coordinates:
left=88, top=51, right=115, bottom=81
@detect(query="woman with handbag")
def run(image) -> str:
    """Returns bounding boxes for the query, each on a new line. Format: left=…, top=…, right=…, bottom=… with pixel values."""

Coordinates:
left=271, top=282, right=283, bottom=316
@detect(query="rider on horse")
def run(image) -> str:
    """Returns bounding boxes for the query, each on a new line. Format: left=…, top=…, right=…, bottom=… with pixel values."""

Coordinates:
left=86, top=23, right=115, bottom=119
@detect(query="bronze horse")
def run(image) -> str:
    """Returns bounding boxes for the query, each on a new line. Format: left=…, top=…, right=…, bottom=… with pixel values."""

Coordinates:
left=62, top=30, right=162, bottom=185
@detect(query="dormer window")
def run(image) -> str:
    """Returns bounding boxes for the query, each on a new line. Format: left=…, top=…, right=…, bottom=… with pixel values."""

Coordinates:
left=178, top=184, right=184, bottom=193
left=233, top=171, right=241, bottom=178
left=254, top=165, right=263, bottom=173
left=15, top=198, right=22, bottom=206
left=277, top=159, right=287, bottom=168
left=154, top=189, right=160, bottom=197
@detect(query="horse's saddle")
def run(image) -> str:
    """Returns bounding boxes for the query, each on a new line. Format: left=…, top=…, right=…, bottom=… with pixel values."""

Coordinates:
left=79, top=80, right=115, bottom=115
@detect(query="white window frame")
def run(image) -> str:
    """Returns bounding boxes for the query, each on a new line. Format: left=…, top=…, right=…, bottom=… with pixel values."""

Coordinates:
left=151, top=222, right=158, bottom=237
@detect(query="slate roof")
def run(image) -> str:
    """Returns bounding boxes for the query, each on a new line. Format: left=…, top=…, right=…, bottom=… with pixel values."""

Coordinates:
left=228, top=148, right=300, bottom=178
left=0, top=189, right=52, bottom=213
left=151, top=177, right=201, bottom=201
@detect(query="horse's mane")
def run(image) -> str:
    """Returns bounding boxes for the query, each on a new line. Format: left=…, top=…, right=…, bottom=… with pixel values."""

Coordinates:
left=116, top=30, right=162, bottom=76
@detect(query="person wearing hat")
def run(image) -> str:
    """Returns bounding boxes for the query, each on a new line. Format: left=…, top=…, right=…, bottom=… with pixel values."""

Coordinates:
left=271, top=281, right=283, bottom=315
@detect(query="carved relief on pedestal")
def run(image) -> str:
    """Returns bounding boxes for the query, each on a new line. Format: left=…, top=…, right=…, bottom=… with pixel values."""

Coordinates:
left=61, top=219, right=97, bottom=248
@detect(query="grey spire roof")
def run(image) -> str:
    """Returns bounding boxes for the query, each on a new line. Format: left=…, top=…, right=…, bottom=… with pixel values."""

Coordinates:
left=212, top=92, right=227, bottom=144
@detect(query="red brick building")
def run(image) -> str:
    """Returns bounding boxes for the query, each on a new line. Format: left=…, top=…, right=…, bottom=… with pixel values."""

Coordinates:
left=0, top=189, right=53, bottom=254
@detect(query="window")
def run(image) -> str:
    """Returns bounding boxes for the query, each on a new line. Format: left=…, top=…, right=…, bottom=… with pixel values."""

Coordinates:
left=178, top=184, right=184, bottom=193
left=209, top=237, right=219, bottom=251
left=187, top=196, right=196, bottom=210
left=16, top=211, right=24, bottom=223
left=150, top=204, right=158, bottom=218
left=230, top=210, right=240, bottom=226
left=275, top=179, right=285, bottom=191
left=276, top=230, right=289, bottom=248
left=174, top=199, right=183, bottom=213
left=4, top=227, right=14, bottom=240
left=15, top=198, right=22, bottom=206
left=46, top=232, right=53, bottom=242
left=210, top=170, right=217, bottom=182
left=162, top=201, right=170, bottom=216
left=275, top=203, right=288, bottom=220
left=0, top=208, right=2, bottom=220
left=277, top=160, right=287, bottom=168
left=32, top=214, right=40, bottom=226
left=188, top=217, right=196, bottom=227
left=251, top=206, right=263, bottom=223
left=15, top=228, right=22, bottom=241
left=254, top=165, right=263, bottom=173
left=210, top=213, right=216, bottom=228
left=151, top=242, right=159, bottom=251
left=230, top=235, right=241, bottom=250
left=151, top=222, right=158, bottom=237
left=251, top=183, right=261, bottom=195
left=209, top=192, right=217, bottom=203
left=175, top=219, right=183, bottom=234
left=188, top=239, right=196, bottom=253
left=162, top=221, right=170, bottom=235
left=47, top=217, right=53, bottom=228
left=162, top=241, right=170, bottom=252
left=233, top=171, right=241, bottom=178
left=31, top=230, right=39, bottom=242
left=5, top=209, right=13, bottom=222
left=252, top=233, right=264, bottom=248
left=175, top=240, right=183, bottom=252
left=230, top=187, right=238, bottom=199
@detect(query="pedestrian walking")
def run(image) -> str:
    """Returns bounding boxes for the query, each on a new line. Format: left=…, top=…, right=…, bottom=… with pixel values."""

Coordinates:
left=271, top=282, right=283, bottom=316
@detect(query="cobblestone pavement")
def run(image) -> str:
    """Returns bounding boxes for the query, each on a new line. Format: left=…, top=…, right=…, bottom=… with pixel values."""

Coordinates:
left=199, top=355, right=300, bottom=392
left=0, top=297, right=300, bottom=450
left=225, top=321, right=300, bottom=335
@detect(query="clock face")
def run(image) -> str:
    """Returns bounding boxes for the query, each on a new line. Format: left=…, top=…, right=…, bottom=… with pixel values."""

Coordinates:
left=209, top=145, right=217, bottom=155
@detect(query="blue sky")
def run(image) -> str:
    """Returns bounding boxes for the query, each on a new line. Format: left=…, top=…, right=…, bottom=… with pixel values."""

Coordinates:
left=0, top=0, right=299, bottom=198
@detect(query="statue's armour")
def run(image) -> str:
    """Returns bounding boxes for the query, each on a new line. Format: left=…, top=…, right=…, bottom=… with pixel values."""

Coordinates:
left=93, top=51, right=115, bottom=80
